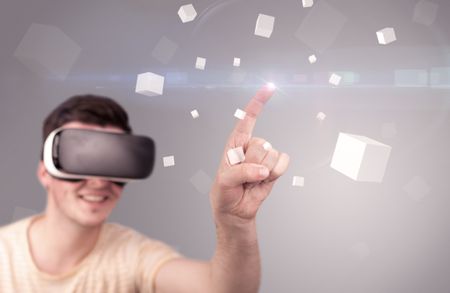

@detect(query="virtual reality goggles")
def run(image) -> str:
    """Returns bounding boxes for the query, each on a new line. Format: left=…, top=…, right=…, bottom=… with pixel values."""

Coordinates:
left=43, top=127, right=155, bottom=185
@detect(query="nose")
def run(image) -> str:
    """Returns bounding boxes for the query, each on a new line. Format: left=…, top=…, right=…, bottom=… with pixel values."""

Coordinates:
left=85, top=177, right=111, bottom=188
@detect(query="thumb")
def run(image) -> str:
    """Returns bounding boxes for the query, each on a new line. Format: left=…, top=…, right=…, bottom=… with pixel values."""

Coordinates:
left=220, top=163, right=270, bottom=188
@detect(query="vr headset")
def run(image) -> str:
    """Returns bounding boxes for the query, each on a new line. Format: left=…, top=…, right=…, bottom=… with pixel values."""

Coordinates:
left=43, top=128, right=155, bottom=185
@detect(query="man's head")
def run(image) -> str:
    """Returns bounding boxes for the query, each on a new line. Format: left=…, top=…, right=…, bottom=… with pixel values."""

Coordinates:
left=37, top=94, right=132, bottom=228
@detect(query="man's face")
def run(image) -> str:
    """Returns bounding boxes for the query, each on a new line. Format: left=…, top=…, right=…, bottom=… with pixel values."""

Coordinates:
left=38, top=121, right=125, bottom=228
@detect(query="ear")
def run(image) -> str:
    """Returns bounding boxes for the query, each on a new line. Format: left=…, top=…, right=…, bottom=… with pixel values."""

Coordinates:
left=37, top=161, right=51, bottom=190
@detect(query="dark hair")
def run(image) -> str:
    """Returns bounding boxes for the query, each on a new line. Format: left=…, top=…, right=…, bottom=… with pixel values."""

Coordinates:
left=40, top=94, right=132, bottom=160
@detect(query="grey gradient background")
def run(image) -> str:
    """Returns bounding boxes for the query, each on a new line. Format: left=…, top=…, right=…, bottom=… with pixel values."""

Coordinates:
left=1, top=0, right=450, bottom=292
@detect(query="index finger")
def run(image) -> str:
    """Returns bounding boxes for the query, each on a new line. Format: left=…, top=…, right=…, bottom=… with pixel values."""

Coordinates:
left=232, top=84, right=275, bottom=137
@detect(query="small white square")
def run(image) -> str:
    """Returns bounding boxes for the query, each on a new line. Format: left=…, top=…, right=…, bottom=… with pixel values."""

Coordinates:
left=308, top=54, right=317, bottom=64
left=376, top=27, right=397, bottom=45
left=329, top=73, right=342, bottom=86
left=255, top=14, right=275, bottom=38
left=316, top=112, right=326, bottom=121
left=227, top=147, right=245, bottom=165
left=190, top=109, right=199, bottom=119
left=234, top=108, right=246, bottom=120
left=178, top=4, right=197, bottom=23
left=163, top=155, right=175, bottom=167
left=233, top=57, right=241, bottom=67
left=302, top=0, right=314, bottom=8
left=135, top=72, right=165, bottom=96
left=263, top=141, right=272, bottom=151
left=195, top=57, right=206, bottom=70
left=292, top=176, right=305, bottom=187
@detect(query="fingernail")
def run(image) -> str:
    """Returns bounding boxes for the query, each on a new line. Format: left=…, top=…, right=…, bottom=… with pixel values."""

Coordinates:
left=259, top=167, right=269, bottom=177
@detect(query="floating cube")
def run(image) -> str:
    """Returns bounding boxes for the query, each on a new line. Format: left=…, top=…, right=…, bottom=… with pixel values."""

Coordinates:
left=292, top=176, right=305, bottom=187
left=403, top=176, right=431, bottom=202
left=14, top=23, right=81, bottom=80
left=308, top=54, right=317, bottom=64
left=190, top=109, right=199, bottom=119
left=263, top=141, right=272, bottom=151
left=295, top=1, right=347, bottom=52
left=302, top=0, right=314, bottom=8
left=316, top=112, right=326, bottom=121
left=195, top=57, right=206, bottom=70
left=233, top=57, right=241, bottom=67
left=255, top=14, right=275, bottom=38
left=152, top=36, right=178, bottom=64
left=190, top=169, right=213, bottom=195
left=330, top=133, right=392, bottom=182
left=329, top=73, right=342, bottom=86
left=163, top=155, right=175, bottom=167
left=234, top=108, right=246, bottom=120
left=178, top=4, right=197, bottom=23
left=135, top=72, right=164, bottom=96
left=413, top=1, right=438, bottom=26
left=227, top=147, right=245, bottom=165
left=376, top=27, right=397, bottom=45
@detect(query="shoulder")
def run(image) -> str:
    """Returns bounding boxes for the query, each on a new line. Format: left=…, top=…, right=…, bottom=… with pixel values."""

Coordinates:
left=0, top=216, right=31, bottom=242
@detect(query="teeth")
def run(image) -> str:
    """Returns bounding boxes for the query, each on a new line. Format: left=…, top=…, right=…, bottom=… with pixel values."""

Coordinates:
left=82, top=195, right=107, bottom=202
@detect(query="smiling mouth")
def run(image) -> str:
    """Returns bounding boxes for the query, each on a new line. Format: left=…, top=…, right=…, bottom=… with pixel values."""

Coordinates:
left=79, top=195, right=110, bottom=203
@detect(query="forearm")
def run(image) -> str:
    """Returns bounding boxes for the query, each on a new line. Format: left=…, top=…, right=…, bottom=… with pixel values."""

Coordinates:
left=209, top=216, right=261, bottom=293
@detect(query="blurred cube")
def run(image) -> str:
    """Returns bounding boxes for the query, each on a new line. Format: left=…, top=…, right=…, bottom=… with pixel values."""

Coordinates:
left=316, top=112, right=326, bottom=121
left=294, top=1, right=347, bottom=52
left=196, top=57, right=206, bottom=70
left=376, top=27, right=397, bottom=45
left=308, top=54, right=317, bottom=64
left=135, top=72, right=164, bottom=96
left=163, top=155, right=175, bottom=167
left=234, top=108, right=246, bottom=120
left=227, top=147, right=245, bottom=165
left=330, top=132, right=392, bottom=182
left=152, top=36, right=178, bottom=64
left=292, top=176, right=305, bottom=187
left=190, top=109, right=199, bottom=119
left=233, top=57, right=241, bottom=67
left=178, top=4, right=197, bottom=23
left=329, top=73, right=342, bottom=86
left=190, top=169, right=213, bottom=195
left=302, top=0, right=314, bottom=8
left=14, top=23, right=81, bottom=80
left=255, top=14, right=275, bottom=38
left=413, top=1, right=438, bottom=26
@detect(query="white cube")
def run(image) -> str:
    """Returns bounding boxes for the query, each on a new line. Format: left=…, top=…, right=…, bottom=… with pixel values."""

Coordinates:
left=263, top=141, right=272, bottom=151
left=316, top=112, right=326, bottom=121
left=233, top=57, right=241, bottom=67
left=376, top=27, right=397, bottom=45
left=190, top=109, right=199, bottom=119
left=178, top=4, right=197, bottom=23
left=227, top=147, right=245, bottom=165
left=308, top=54, right=317, bottom=64
left=302, top=0, right=314, bottom=8
left=163, top=155, right=175, bottom=167
left=13, top=23, right=81, bottom=80
left=195, top=57, right=206, bottom=70
left=292, top=176, right=305, bottom=187
left=330, top=133, right=392, bottom=182
left=254, top=14, right=275, bottom=38
left=329, top=73, right=342, bottom=86
left=234, top=108, right=246, bottom=120
left=135, top=72, right=164, bottom=96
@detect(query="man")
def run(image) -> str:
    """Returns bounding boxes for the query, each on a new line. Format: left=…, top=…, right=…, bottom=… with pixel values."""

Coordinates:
left=0, top=86, right=289, bottom=293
